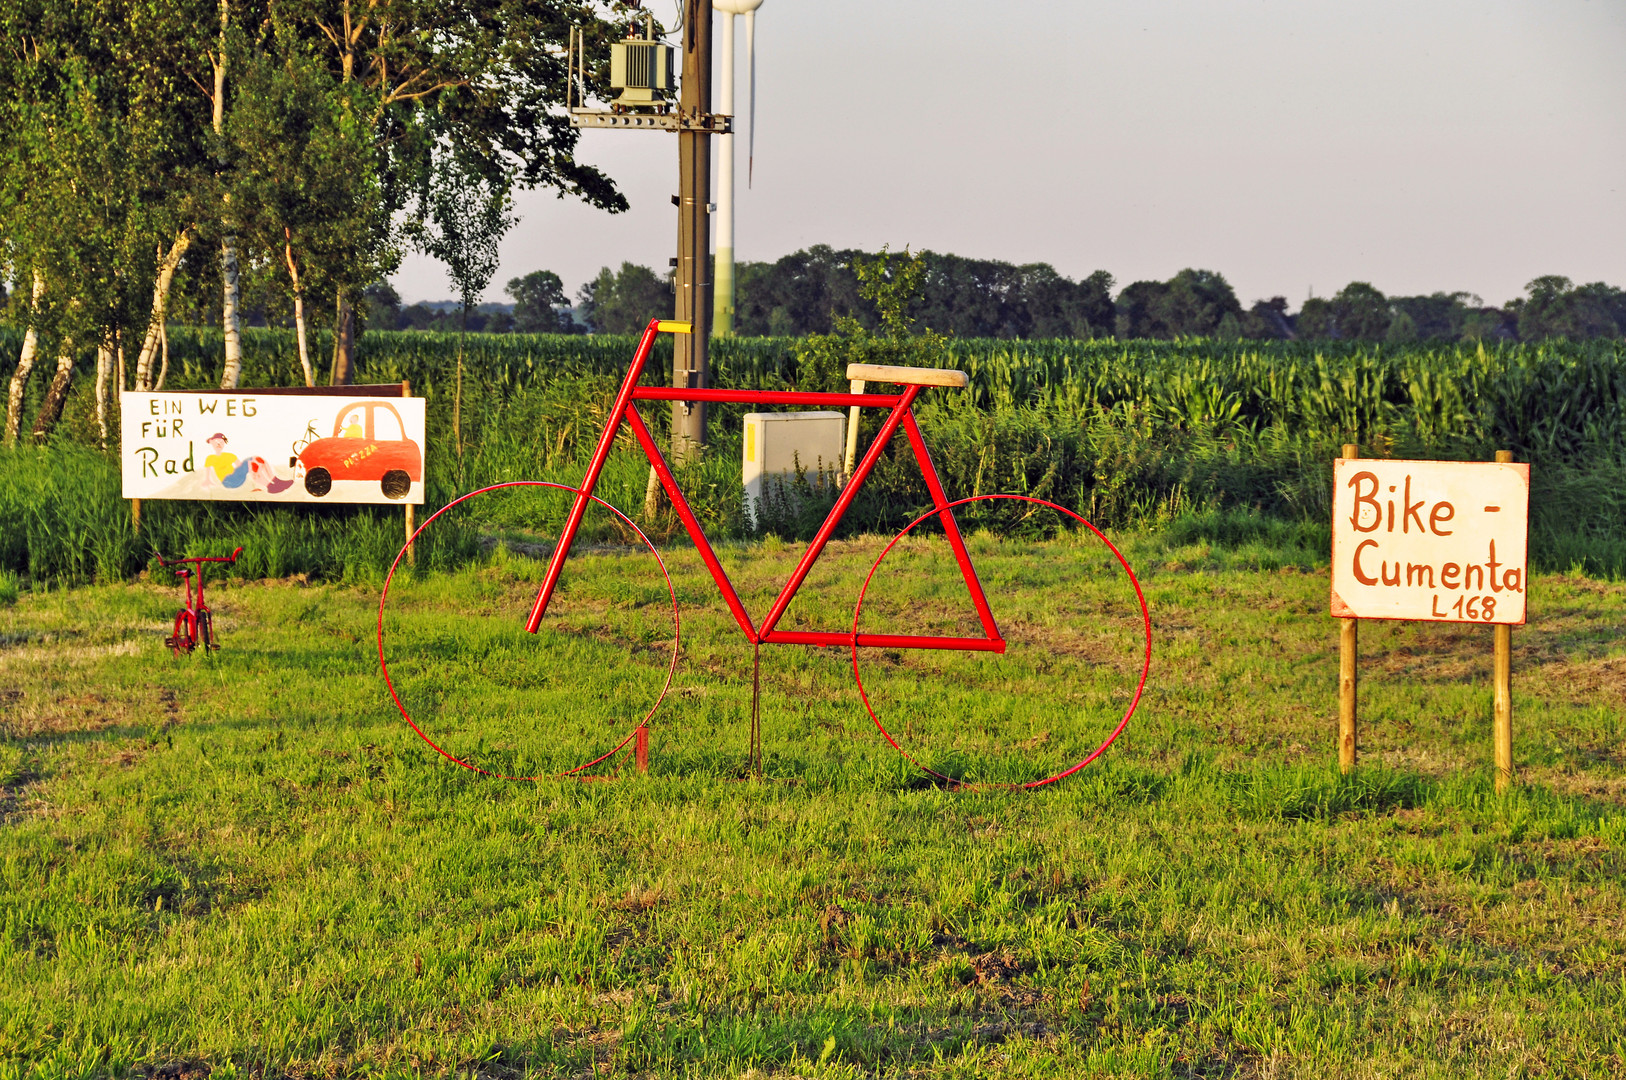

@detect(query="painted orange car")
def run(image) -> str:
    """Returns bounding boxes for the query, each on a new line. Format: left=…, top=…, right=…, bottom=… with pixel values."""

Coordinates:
left=299, top=400, right=422, bottom=499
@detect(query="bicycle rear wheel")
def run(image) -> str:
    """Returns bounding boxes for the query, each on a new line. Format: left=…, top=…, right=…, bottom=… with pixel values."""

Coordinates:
left=196, top=609, right=218, bottom=652
left=850, top=494, right=1151, bottom=789
left=378, top=481, right=680, bottom=780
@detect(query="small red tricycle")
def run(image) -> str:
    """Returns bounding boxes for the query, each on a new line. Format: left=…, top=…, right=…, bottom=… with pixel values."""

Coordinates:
left=158, top=547, right=242, bottom=656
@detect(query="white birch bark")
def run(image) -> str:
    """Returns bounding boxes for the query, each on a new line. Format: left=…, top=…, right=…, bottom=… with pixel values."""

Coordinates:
left=213, top=0, right=244, bottom=391
left=285, top=230, right=313, bottom=387
left=95, top=339, right=111, bottom=446
left=134, top=231, right=192, bottom=391
left=155, top=320, right=170, bottom=392
left=4, top=271, right=45, bottom=446
left=219, top=235, right=244, bottom=389
left=330, top=289, right=355, bottom=385
left=31, top=337, right=76, bottom=442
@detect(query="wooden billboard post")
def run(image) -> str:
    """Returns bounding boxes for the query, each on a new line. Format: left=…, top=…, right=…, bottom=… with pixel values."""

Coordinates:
left=1330, top=450, right=1528, bottom=789
left=1338, top=443, right=1359, bottom=772
left=1493, top=449, right=1514, bottom=791
left=402, top=380, right=415, bottom=567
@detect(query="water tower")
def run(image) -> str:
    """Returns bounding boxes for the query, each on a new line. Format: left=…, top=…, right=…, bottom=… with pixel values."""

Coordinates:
left=711, top=0, right=763, bottom=336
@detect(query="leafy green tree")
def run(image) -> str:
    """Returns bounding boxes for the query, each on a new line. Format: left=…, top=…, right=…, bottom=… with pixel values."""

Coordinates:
left=576, top=263, right=672, bottom=334
left=791, top=248, right=948, bottom=394
left=1389, top=292, right=1478, bottom=341
left=1294, top=297, right=1336, bottom=339
left=1241, top=297, right=1294, bottom=340
left=228, top=16, right=390, bottom=385
left=507, top=270, right=575, bottom=333
left=1512, top=276, right=1622, bottom=340
left=734, top=247, right=1114, bottom=339
left=1329, top=282, right=1392, bottom=340
left=1114, top=280, right=1169, bottom=338
left=1032, top=268, right=1115, bottom=339
left=1113, top=270, right=1239, bottom=339
left=1158, top=269, right=1243, bottom=337
left=409, top=149, right=515, bottom=452
left=733, top=245, right=868, bottom=336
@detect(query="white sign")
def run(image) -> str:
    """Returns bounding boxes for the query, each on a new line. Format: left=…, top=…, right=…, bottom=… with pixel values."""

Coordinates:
left=121, top=392, right=425, bottom=505
left=1331, top=458, right=1529, bottom=625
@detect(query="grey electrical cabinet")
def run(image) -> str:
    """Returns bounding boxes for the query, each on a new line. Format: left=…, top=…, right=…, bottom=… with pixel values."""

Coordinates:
left=742, top=411, right=846, bottom=527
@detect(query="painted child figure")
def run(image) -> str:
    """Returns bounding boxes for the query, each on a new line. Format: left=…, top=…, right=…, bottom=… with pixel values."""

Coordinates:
left=202, top=433, right=239, bottom=489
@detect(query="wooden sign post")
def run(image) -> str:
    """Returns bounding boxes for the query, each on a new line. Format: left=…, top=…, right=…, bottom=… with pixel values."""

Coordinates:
left=1330, top=450, right=1529, bottom=790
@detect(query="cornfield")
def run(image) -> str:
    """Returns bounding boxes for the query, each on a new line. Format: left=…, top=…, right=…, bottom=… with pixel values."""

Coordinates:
left=3, top=329, right=1623, bottom=584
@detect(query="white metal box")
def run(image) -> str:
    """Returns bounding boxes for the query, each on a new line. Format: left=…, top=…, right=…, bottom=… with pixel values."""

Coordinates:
left=742, top=411, right=846, bottom=526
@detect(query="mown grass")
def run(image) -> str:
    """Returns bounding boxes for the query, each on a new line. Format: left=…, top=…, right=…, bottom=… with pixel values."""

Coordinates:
left=1, top=524, right=1622, bottom=1078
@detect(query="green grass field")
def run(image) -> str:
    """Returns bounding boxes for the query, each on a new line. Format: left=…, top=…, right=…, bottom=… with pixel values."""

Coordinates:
left=2, top=526, right=1623, bottom=1079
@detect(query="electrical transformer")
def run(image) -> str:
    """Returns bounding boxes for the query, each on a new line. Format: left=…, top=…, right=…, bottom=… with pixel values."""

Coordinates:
left=610, top=36, right=675, bottom=108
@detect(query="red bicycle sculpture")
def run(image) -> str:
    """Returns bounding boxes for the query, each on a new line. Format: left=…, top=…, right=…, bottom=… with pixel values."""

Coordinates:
left=380, top=319, right=1151, bottom=787
left=159, top=547, right=242, bottom=656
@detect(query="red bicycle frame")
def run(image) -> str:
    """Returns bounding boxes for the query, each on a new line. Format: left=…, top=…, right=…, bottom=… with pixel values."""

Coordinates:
left=159, top=547, right=243, bottom=652
left=526, top=320, right=1004, bottom=654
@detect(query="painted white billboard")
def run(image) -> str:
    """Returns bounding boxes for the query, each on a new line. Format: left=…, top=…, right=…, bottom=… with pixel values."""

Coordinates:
left=121, top=391, right=426, bottom=505
left=1330, top=458, right=1529, bottom=625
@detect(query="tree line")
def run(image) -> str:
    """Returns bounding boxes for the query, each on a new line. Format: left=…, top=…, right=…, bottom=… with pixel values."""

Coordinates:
left=1, top=0, right=636, bottom=444
left=558, top=247, right=1626, bottom=344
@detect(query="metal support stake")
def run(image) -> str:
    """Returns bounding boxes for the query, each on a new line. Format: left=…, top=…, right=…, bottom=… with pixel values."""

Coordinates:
left=132, top=498, right=142, bottom=536
left=1493, top=448, right=1514, bottom=792
left=1339, top=442, right=1359, bottom=773
left=749, top=639, right=763, bottom=778
left=636, top=726, right=650, bottom=773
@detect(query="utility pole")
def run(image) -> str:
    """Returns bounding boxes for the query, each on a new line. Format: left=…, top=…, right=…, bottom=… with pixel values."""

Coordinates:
left=567, top=4, right=728, bottom=462
left=672, top=0, right=713, bottom=461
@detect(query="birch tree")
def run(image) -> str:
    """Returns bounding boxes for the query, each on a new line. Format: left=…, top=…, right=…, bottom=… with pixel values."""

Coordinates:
left=3, top=273, right=43, bottom=446
left=276, top=0, right=631, bottom=382
left=229, top=18, right=384, bottom=388
left=408, top=149, right=515, bottom=454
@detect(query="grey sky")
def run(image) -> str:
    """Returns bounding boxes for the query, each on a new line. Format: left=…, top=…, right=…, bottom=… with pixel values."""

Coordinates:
left=392, top=0, right=1626, bottom=310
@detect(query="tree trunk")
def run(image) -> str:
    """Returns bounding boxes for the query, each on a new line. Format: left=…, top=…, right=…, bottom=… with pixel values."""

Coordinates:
left=4, top=272, right=44, bottom=447
left=31, top=337, right=76, bottom=443
left=213, top=3, right=243, bottom=391
left=285, top=230, right=313, bottom=387
left=219, top=234, right=244, bottom=389
left=454, top=304, right=466, bottom=455
left=134, top=231, right=192, bottom=391
left=329, top=289, right=355, bottom=384
left=95, top=338, right=111, bottom=447
left=155, top=320, right=170, bottom=391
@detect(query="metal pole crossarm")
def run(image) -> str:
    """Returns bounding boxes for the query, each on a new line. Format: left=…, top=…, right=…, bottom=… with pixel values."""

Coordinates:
left=568, top=110, right=732, bottom=133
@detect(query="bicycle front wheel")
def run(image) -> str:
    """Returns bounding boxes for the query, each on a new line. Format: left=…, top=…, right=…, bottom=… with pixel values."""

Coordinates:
left=167, top=611, right=196, bottom=657
left=850, top=494, right=1151, bottom=789
left=378, top=481, right=680, bottom=780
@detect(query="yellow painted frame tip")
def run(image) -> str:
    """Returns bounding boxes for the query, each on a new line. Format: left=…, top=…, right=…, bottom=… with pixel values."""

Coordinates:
left=657, top=320, right=693, bottom=334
